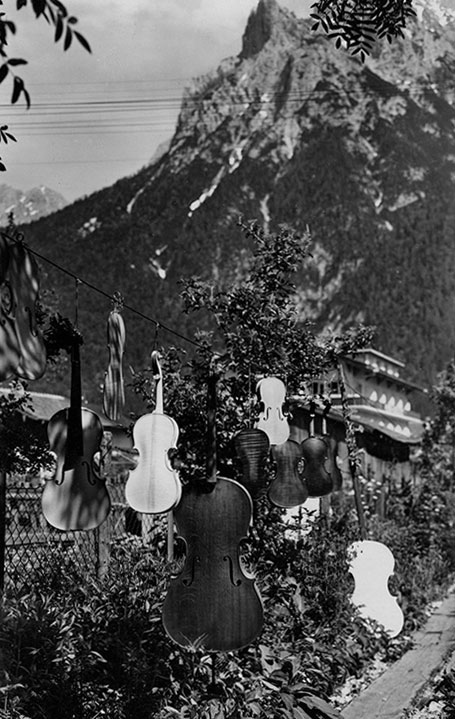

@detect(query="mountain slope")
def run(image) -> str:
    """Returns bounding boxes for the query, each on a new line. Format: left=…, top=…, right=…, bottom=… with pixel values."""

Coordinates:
left=0, top=184, right=67, bottom=224
left=16, top=0, right=455, bottom=404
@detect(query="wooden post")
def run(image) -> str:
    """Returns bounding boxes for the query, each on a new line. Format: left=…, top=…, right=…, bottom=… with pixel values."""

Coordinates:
left=0, top=471, right=6, bottom=592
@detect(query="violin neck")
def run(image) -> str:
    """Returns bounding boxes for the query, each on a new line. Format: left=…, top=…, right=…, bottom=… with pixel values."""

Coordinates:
left=155, top=373, right=164, bottom=413
left=206, top=373, right=217, bottom=486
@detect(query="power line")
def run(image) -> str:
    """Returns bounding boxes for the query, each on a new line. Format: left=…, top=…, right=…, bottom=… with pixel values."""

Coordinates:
left=4, top=231, right=204, bottom=351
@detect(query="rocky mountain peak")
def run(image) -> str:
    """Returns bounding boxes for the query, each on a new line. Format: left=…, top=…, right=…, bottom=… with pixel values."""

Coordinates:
left=240, top=0, right=295, bottom=58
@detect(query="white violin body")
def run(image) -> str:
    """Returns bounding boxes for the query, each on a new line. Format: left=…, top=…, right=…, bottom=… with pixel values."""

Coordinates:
left=348, top=539, right=404, bottom=638
left=256, top=376, right=290, bottom=446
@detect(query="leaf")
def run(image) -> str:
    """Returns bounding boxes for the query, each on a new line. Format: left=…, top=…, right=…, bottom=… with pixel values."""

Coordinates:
left=7, top=58, right=27, bottom=66
left=0, top=64, right=8, bottom=83
left=63, top=26, right=72, bottom=50
left=301, top=695, right=342, bottom=719
left=0, top=158, right=7, bottom=171
left=54, top=14, right=63, bottom=42
left=11, top=75, right=23, bottom=104
left=16, top=0, right=27, bottom=9
left=74, top=30, right=91, bottom=53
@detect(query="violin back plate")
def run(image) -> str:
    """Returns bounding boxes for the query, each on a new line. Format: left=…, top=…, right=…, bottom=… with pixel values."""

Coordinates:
left=348, top=539, right=404, bottom=637
left=42, top=408, right=111, bottom=531
left=234, top=428, right=270, bottom=499
left=125, top=412, right=181, bottom=514
left=268, top=439, right=308, bottom=508
left=162, top=477, right=264, bottom=651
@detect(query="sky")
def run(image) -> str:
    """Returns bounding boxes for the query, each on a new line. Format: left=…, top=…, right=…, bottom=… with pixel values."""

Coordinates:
left=0, top=0, right=313, bottom=203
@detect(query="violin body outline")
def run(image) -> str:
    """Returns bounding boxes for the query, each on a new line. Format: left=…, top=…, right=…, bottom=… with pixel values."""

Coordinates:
left=42, top=407, right=111, bottom=531
left=348, top=539, right=404, bottom=637
left=301, top=435, right=333, bottom=497
left=162, top=476, right=264, bottom=651
left=268, top=438, right=308, bottom=508
left=125, top=411, right=181, bottom=514
left=234, top=427, right=270, bottom=500
left=256, top=376, right=290, bottom=446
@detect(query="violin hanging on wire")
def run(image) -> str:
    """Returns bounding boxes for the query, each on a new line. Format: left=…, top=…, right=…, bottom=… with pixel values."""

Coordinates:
left=42, top=330, right=111, bottom=531
left=103, top=293, right=126, bottom=422
left=162, top=365, right=264, bottom=651
left=255, top=376, right=290, bottom=445
left=301, top=404, right=333, bottom=497
left=268, top=438, right=308, bottom=508
left=125, top=350, right=181, bottom=514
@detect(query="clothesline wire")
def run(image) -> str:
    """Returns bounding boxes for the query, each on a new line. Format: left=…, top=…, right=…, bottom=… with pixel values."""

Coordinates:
left=6, top=232, right=204, bottom=350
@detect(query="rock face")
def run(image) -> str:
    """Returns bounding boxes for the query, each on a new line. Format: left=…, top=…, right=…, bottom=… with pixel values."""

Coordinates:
left=0, top=184, right=67, bottom=224
left=18, top=0, right=455, bottom=400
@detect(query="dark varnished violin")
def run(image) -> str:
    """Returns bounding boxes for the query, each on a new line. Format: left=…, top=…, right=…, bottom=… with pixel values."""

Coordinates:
left=7, top=235, right=47, bottom=380
left=125, top=351, right=181, bottom=514
left=234, top=427, right=270, bottom=500
left=268, top=438, right=308, bottom=508
left=42, top=331, right=111, bottom=531
left=102, top=298, right=126, bottom=421
left=301, top=426, right=333, bottom=497
left=321, top=399, right=343, bottom=491
left=162, top=369, right=264, bottom=651
left=256, top=376, right=290, bottom=445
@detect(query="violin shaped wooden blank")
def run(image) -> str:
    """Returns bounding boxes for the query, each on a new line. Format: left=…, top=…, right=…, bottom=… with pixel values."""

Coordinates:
left=301, top=435, right=333, bottom=497
left=234, top=428, right=270, bottom=499
left=268, top=439, right=308, bottom=508
left=162, top=477, right=264, bottom=651
left=103, top=309, right=126, bottom=421
left=348, top=540, right=404, bottom=637
left=256, top=377, right=290, bottom=446
left=324, top=434, right=343, bottom=491
left=125, top=412, right=181, bottom=514
left=42, top=408, right=111, bottom=531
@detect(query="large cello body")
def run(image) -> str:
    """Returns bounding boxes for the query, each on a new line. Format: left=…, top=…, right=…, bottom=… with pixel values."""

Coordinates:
left=125, top=351, right=181, bottom=514
left=268, top=439, right=308, bottom=508
left=42, top=334, right=110, bottom=531
left=162, top=477, right=263, bottom=651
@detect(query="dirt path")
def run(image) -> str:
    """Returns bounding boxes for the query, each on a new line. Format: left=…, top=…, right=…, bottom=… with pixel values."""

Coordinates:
left=340, top=591, right=455, bottom=719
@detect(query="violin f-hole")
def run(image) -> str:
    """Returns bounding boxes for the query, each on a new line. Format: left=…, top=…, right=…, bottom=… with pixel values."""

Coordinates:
left=223, top=555, right=242, bottom=587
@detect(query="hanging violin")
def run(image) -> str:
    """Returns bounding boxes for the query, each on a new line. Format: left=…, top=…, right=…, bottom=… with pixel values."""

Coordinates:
left=337, top=360, right=403, bottom=637
left=42, top=330, right=111, bottom=531
left=268, top=438, right=308, bottom=508
left=255, top=376, right=290, bottom=445
left=0, top=233, right=20, bottom=381
left=125, top=350, right=181, bottom=514
left=321, top=398, right=343, bottom=492
left=102, top=293, right=126, bottom=421
left=6, top=234, right=47, bottom=380
left=301, top=404, right=333, bottom=497
left=162, top=366, right=264, bottom=651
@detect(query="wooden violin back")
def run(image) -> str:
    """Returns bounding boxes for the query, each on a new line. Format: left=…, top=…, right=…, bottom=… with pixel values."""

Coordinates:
left=162, top=477, right=263, bottom=651
left=348, top=540, right=404, bottom=637
left=256, top=376, right=290, bottom=445
left=125, top=351, right=181, bottom=513
left=234, top=427, right=270, bottom=499
left=268, top=439, right=308, bottom=508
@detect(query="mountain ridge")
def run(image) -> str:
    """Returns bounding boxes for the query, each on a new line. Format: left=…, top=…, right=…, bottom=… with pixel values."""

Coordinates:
left=12, top=0, right=455, bottom=405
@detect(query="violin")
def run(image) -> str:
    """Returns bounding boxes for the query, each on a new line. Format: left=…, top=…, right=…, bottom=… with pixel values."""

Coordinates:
left=41, top=331, right=111, bottom=531
left=321, top=399, right=342, bottom=491
left=348, top=540, right=403, bottom=637
left=7, top=236, right=47, bottom=380
left=162, top=367, right=264, bottom=651
left=234, top=427, right=270, bottom=500
left=125, top=351, right=181, bottom=514
left=301, top=435, right=333, bottom=497
left=0, top=233, right=20, bottom=381
left=102, top=300, right=126, bottom=421
left=255, top=376, right=290, bottom=445
left=268, top=439, right=308, bottom=508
